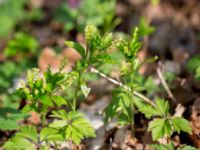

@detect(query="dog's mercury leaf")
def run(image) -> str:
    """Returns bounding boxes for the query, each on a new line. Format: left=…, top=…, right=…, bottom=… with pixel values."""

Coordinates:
left=3, top=136, right=35, bottom=150
left=171, top=117, right=192, bottom=134
left=40, top=127, right=63, bottom=141
left=49, top=110, right=95, bottom=144
left=148, top=118, right=173, bottom=141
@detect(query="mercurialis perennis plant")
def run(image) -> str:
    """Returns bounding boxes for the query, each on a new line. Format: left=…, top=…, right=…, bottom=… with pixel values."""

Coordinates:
left=3, top=25, right=195, bottom=150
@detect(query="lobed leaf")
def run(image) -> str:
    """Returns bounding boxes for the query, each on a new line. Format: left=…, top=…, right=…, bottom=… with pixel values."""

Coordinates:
left=148, top=118, right=173, bottom=141
left=171, top=117, right=192, bottom=134
left=15, top=126, right=38, bottom=143
left=50, top=110, right=95, bottom=144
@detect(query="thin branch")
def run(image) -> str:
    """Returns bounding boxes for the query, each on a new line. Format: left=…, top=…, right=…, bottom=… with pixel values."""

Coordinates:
left=173, top=104, right=185, bottom=117
left=89, top=67, right=156, bottom=107
left=156, top=67, right=177, bottom=104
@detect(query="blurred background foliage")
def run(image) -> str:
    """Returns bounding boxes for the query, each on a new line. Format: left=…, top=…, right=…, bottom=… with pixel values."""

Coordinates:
left=0, top=0, right=200, bottom=147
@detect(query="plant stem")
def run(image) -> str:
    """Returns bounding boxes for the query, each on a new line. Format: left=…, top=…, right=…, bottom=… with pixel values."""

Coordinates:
left=130, top=96, right=135, bottom=136
left=40, top=105, right=47, bottom=127
left=89, top=67, right=156, bottom=107
left=41, top=112, right=46, bottom=127
left=72, top=71, right=81, bottom=111
left=54, top=142, right=59, bottom=150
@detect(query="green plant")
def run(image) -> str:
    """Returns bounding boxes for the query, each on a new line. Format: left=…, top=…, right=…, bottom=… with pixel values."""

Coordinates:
left=80, top=26, right=191, bottom=146
left=54, top=0, right=120, bottom=33
left=4, top=63, right=95, bottom=148
left=137, top=98, right=191, bottom=141
left=0, top=0, right=26, bottom=37
left=3, top=25, right=194, bottom=149
left=0, top=61, right=28, bottom=131
left=4, top=32, right=38, bottom=58
left=138, top=16, right=155, bottom=37
left=0, top=108, right=27, bottom=131
left=187, top=55, right=200, bottom=81
left=3, top=126, right=62, bottom=150
left=0, top=0, right=43, bottom=37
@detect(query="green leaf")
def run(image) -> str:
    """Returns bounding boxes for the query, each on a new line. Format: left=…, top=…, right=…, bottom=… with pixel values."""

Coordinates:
left=40, top=127, right=63, bottom=141
left=178, top=145, right=198, bottom=150
left=65, top=112, right=96, bottom=144
left=50, top=110, right=95, bottom=144
left=130, top=27, right=143, bottom=55
left=65, top=41, right=86, bottom=59
left=151, top=143, right=174, bottom=150
left=3, top=136, right=35, bottom=150
left=195, top=67, right=200, bottom=81
left=81, top=84, right=91, bottom=98
left=94, top=53, right=114, bottom=64
left=187, top=55, right=200, bottom=72
left=104, top=91, right=132, bottom=125
left=186, top=55, right=200, bottom=81
left=49, top=120, right=67, bottom=128
left=22, top=105, right=35, bottom=113
left=15, top=126, right=38, bottom=143
left=44, top=66, right=66, bottom=91
left=4, top=32, right=38, bottom=57
left=171, top=117, right=192, bottom=134
left=138, top=16, right=155, bottom=36
left=0, top=107, right=27, bottom=130
left=52, top=96, right=67, bottom=106
left=0, top=118, right=19, bottom=131
left=148, top=118, right=172, bottom=141
left=134, top=98, right=160, bottom=119
left=134, top=98, right=170, bottom=118
left=0, top=0, right=27, bottom=37
left=40, top=95, right=53, bottom=106
left=155, top=98, right=170, bottom=116
left=4, top=126, right=39, bottom=149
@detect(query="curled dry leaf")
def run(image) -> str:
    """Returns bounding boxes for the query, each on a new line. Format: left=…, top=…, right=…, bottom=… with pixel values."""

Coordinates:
left=38, top=47, right=81, bottom=72
left=62, top=47, right=82, bottom=64
left=27, top=111, right=41, bottom=125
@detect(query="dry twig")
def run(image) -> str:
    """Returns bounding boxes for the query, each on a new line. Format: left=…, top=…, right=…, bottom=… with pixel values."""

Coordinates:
left=156, top=65, right=177, bottom=104
left=89, top=67, right=156, bottom=107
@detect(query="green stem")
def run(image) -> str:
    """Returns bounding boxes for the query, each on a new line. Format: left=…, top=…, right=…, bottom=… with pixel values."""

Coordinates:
left=41, top=112, right=46, bottom=127
left=41, top=106, right=47, bottom=127
left=130, top=98, right=135, bottom=136
left=129, top=62, right=136, bottom=136
left=72, top=71, right=82, bottom=111
left=54, top=142, right=59, bottom=150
